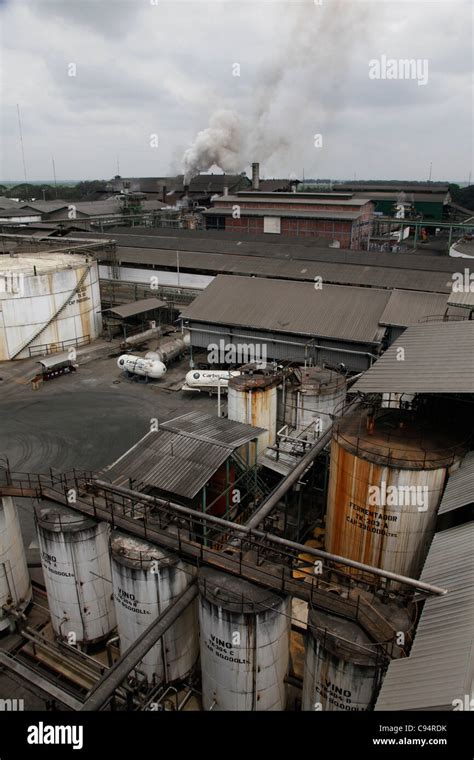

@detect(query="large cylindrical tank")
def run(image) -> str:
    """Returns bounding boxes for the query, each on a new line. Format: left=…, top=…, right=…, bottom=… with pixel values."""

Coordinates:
left=110, top=532, right=199, bottom=684
left=156, top=333, right=190, bottom=364
left=325, top=409, right=464, bottom=580
left=228, top=375, right=279, bottom=454
left=117, top=354, right=167, bottom=379
left=35, top=503, right=116, bottom=644
left=280, top=367, right=346, bottom=436
left=0, top=253, right=102, bottom=360
left=0, top=497, right=32, bottom=631
left=302, top=594, right=411, bottom=711
left=198, top=568, right=291, bottom=711
left=302, top=608, right=379, bottom=711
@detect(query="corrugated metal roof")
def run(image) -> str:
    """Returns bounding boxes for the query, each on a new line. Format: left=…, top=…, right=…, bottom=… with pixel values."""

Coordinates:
left=114, top=247, right=452, bottom=294
left=379, top=289, right=462, bottom=327
left=160, top=410, right=264, bottom=448
left=216, top=194, right=370, bottom=207
left=66, top=229, right=465, bottom=273
left=105, top=297, right=165, bottom=318
left=447, top=290, right=474, bottom=308
left=438, top=451, right=474, bottom=514
left=182, top=275, right=391, bottom=345
left=102, top=411, right=264, bottom=499
left=204, top=207, right=363, bottom=221
left=352, top=321, right=474, bottom=393
left=375, top=522, right=474, bottom=710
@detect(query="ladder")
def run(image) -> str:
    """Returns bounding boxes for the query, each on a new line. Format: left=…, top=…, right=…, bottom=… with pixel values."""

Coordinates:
left=10, top=265, right=92, bottom=360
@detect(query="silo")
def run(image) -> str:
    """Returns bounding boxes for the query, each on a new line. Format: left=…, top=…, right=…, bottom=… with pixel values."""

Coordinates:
left=281, top=367, right=346, bottom=436
left=0, top=253, right=102, bottom=360
left=325, top=409, right=464, bottom=580
left=302, top=608, right=379, bottom=711
left=0, top=497, right=32, bottom=631
left=228, top=375, right=278, bottom=454
left=110, top=532, right=199, bottom=684
left=35, top=503, right=115, bottom=644
left=198, top=568, right=291, bottom=711
left=302, top=594, right=411, bottom=711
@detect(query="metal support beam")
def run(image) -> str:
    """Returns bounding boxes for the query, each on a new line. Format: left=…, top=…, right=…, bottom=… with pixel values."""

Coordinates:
left=81, top=583, right=198, bottom=712
left=0, top=652, right=83, bottom=711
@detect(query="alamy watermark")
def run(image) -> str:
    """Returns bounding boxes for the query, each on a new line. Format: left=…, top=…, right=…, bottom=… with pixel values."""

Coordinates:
left=207, top=340, right=267, bottom=365
left=369, top=55, right=429, bottom=86
left=368, top=482, right=428, bottom=512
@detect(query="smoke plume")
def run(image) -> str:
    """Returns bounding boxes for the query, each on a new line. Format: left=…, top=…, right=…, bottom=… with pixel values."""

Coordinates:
left=182, top=0, right=374, bottom=181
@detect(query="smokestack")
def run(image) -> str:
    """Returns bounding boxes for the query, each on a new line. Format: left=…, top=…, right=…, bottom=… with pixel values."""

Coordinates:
left=252, top=162, right=260, bottom=191
left=162, top=184, right=167, bottom=203
left=223, top=186, right=229, bottom=196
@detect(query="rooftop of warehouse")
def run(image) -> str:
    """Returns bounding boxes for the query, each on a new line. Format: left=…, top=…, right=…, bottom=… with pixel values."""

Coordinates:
left=352, top=321, right=474, bottom=394
left=181, top=274, right=391, bottom=344
left=204, top=207, right=364, bottom=221
left=216, top=193, right=371, bottom=207
left=110, top=246, right=453, bottom=294
left=379, top=289, right=466, bottom=327
left=101, top=410, right=264, bottom=499
left=63, top=228, right=464, bottom=272
left=375, top=520, right=474, bottom=711
left=438, top=450, right=474, bottom=515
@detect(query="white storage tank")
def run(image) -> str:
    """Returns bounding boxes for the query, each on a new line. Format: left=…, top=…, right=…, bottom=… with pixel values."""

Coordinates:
left=117, top=354, right=167, bottom=379
left=0, top=496, right=32, bottom=631
left=302, top=608, right=380, bottom=711
left=198, top=568, right=291, bottom=711
left=228, top=375, right=279, bottom=454
left=280, top=367, right=346, bottom=436
left=0, top=253, right=102, bottom=360
left=110, top=532, right=199, bottom=684
left=35, top=503, right=115, bottom=644
left=325, top=409, right=465, bottom=580
left=302, top=593, right=412, bottom=711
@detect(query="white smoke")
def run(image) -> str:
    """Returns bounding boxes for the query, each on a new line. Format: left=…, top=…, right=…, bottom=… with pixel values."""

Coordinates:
left=182, top=110, right=242, bottom=183
left=182, top=1, right=374, bottom=181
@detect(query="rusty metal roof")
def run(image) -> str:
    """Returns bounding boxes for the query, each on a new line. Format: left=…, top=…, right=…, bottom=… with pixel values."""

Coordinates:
left=181, top=274, right=390, bottom=345
left=375, top=522, right=474, bottom=710
left=102, top=411, right=264, bottom=499
left=352, top=321, right=474, bottom=394
left=438, top=451, right=474, bottom=514
left=104, top=297, right=165, bottom=318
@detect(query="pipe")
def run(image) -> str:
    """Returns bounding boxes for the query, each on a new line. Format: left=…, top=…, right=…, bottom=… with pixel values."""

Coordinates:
left=91, top=478, right=447, bottom=596
left=245, top=397, right=360, bottom=530
left=80, top=583, right=198, bottom=711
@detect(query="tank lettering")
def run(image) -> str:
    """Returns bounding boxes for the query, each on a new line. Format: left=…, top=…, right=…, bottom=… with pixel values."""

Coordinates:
left=115, top=587, right=151, bottom=615
left=347, top=501, right=398, bottom=538
left=315, top=681, right=365, bottom=710
left=205, top=634, right=249, bottom=664
left=42, top=551, right=57, bottom=564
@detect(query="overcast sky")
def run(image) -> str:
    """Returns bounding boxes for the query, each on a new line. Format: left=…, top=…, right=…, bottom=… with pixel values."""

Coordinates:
left=0, top=0, right=472, bottom=182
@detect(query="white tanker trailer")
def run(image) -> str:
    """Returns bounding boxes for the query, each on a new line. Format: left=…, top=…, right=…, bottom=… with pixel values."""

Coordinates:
left=182, top=369, right=240, bottom=393
left=117, top=355, right=167, bottom=380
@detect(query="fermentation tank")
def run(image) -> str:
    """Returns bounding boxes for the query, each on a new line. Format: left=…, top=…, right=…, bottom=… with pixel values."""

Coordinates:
left=110, top=532, right=199, bottom=684
left=302, top=593, right=411, bottom=711
left=0, top=497, right=32, bottom=631
left=228, top=375, right=279, bottom=454
left=0, top=253, right=101, bottom=360
left=280, top=367, right=346, bottom=436
left=198, top=568, right=291, bottom=711
left=325, top=409, right=465, bottom=580
left=35, top=503, right=116, bottom=644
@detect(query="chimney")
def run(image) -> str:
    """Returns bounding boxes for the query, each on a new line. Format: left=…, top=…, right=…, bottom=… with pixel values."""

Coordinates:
left=162, top=184, right=167, bottom=203
left=251, top=162, right=260, bottom=191
left=223, top=186, right=229, bottom=196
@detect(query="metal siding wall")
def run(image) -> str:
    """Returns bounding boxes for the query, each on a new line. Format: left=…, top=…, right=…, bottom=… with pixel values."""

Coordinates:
left=187, top=323, right=374, bottom=370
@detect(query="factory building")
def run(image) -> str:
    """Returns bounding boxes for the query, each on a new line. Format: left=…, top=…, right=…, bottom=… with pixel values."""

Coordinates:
left=181, top=274, right=392, bottom=371
left=204, top=190, right=374, bottom=249
left=336, top=182, right=450, bottom=221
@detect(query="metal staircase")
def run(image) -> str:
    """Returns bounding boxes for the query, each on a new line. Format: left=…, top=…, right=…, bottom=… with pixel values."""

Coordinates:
left=10, top=265, right=92, bottom=359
